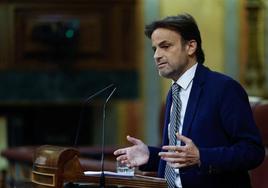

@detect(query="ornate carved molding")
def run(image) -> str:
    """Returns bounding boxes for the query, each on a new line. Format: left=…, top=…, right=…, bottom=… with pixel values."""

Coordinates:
left=244, top=0, right=267, bottom=97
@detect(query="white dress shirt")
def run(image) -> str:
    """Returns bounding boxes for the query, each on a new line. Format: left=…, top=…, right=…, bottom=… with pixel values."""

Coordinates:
left=168, top=63, right=198, bottom=188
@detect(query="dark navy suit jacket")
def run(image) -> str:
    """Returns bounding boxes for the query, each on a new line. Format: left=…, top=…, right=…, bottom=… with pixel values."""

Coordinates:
left=142, top=63, right=265, bottom=188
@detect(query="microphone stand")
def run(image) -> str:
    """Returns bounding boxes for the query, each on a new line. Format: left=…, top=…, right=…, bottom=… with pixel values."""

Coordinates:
left=74, top=84, right=114, bottom=147
left=100, top=87, right=117, bottom=188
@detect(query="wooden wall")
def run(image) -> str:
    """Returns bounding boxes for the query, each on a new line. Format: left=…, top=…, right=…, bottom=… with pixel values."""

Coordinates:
left=0, top=0, right=142, bottom=147
left=0, top=0, right=139, bottom=102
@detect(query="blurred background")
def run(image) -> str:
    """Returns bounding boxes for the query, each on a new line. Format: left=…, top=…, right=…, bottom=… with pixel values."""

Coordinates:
left=0, top=0, right=267, bottom=186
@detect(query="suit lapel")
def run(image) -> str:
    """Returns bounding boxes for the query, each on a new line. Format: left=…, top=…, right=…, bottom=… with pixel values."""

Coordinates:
left=182, top=64, right=206, bottom=138
left=162, top=89, right=172, bottom=146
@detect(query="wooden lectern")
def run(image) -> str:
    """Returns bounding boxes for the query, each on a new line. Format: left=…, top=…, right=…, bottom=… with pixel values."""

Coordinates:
left=31, top=145, right=167, bottom=188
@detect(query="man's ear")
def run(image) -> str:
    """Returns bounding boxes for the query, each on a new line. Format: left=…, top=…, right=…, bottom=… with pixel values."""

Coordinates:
left=186, top=40, right=197, bottom=56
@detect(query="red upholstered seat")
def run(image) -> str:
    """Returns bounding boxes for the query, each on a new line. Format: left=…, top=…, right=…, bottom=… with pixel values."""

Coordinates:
left=252, top=103, right=268, bottom=145
left=250, top=103, right=268, bottom=188
left=251, top=155, right=268, bottom=188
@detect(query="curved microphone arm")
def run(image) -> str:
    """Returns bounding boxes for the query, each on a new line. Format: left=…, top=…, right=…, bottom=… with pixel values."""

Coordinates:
left=74, top=84, right=114, bottom=147
left=100, top=87, right=117, bottom=188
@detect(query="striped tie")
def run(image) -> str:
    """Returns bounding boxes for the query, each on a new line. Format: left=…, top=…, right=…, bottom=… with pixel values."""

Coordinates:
left=165, top=83, right=181, bottom=188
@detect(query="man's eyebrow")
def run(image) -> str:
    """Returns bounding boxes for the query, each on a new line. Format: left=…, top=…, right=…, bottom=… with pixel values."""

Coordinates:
left=159, top=40, right=170, bottom=45
left=152, top=40, right=171, bottom=49
left=153, top=40, right=170, bottom=47
left=155, top=40, right=171, bottom=47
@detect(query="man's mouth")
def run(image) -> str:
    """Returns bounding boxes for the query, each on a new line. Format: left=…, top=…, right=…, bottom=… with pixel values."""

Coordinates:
left=157, top=62, right=167, bottom=69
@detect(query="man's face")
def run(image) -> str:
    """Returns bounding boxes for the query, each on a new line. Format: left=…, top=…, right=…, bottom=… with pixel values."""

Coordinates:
left=151, top=28, right=193, bottom=81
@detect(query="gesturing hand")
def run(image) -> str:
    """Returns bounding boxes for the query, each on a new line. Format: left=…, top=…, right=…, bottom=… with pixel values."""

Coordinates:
left=159, top=133, right=200, bottom=168
left=113, top=135, right=149, bottom=168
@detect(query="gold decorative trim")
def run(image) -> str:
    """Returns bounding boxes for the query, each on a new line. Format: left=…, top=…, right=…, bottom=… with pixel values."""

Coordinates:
left=31, top=170, right=56, bottom=187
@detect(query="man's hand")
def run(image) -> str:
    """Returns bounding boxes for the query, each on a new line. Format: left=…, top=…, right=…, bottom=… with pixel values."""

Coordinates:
left=159, top=133, right=200, bottom=168
left=113, top=135, right=149, bottom=168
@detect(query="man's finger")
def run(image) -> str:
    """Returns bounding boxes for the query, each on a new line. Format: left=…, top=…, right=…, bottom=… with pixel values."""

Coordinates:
left=169, top=162, right=188, bottom=168
left=162, top=145, right=186, bottom=153
left=161, top=155, right=187, bottom=162
left=114, top=149, right=126, bottom=156
left=162, top=145, right=178, bottom=151
left=176, top=133, right=192, bottom=144
left=116, top=155, right=128, bottom=161
left=159, top=151, right=179, bottom=158
left=162, top=146, right=185, bottom=151
left=127, top=135, right=142, bottom=145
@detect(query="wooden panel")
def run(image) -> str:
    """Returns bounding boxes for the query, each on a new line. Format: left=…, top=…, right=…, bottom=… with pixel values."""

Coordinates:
left=15, top=7, right=107, bottom=67
left=0, top=0, right=137, bottom=70
left=0, top=1, right=139, bottom=102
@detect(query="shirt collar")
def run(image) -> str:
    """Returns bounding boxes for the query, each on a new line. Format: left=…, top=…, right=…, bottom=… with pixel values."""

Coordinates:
left=173, top=63, right=198, bottom=90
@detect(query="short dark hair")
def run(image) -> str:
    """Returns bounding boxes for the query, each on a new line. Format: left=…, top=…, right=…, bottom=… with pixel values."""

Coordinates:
left=145, top=13, right=205, bottom=64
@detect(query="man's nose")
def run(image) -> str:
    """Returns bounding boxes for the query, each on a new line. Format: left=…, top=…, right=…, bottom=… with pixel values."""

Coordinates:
left=154, top=49, right=162, bottom=61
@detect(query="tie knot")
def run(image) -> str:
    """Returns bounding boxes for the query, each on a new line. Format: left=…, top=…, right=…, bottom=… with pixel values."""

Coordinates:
left=172, top=83, right=181, bottom=95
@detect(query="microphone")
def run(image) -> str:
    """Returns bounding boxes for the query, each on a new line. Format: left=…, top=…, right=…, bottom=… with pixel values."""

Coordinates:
left=100, top=87, right=117, bottom=188
left=74, top=84, right=115, bottom=146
